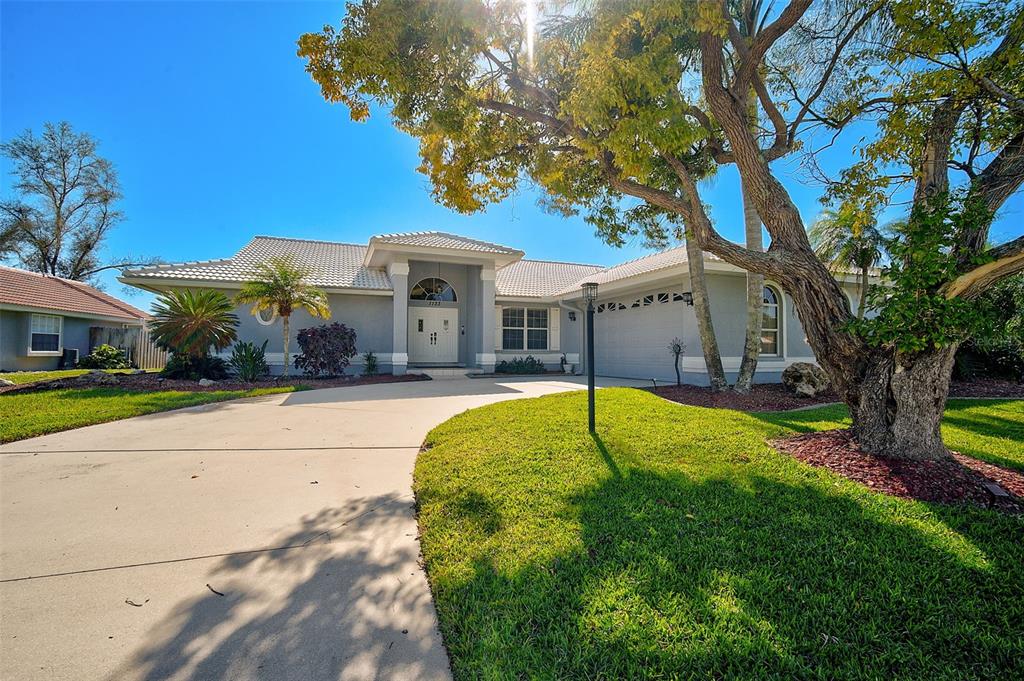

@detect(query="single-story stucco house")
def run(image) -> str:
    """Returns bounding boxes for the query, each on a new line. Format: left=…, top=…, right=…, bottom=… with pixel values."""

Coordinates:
left=120, top=231, right=868, bottom=384
left=1, top=266, right=149, bottom=371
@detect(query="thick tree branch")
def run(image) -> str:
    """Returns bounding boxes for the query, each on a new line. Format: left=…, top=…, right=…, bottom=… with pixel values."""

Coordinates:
left=733, top=0, right=813, bottom=90
left=943, top=236, right=1024, bottom=300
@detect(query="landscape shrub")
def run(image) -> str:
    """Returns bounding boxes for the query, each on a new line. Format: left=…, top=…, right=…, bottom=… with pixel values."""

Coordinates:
left=161, top=354, right=230, bottom=381
left=229, top=340, right=270, bottom=382
left=495, top=356, right=546, bottom=374
left=294, top=322, right=358, bottom=376
left=362, top=350, right=378, bottom=376
left=78, top=344, right=131, bottom=369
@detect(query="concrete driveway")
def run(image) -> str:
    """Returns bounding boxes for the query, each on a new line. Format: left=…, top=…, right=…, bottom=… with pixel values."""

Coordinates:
left=0, top=375, right=644, bottom=681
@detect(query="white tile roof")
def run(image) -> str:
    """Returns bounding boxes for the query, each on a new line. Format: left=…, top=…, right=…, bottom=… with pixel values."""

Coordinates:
left=123, top=232, right=713, bottom=298
left=496, top=259, right=603, bottom=298
left=124, top=236, right=392, bottom=290
left=372, top=231, right=521, bottom=255
left=555, top=244, right=715, bottom=295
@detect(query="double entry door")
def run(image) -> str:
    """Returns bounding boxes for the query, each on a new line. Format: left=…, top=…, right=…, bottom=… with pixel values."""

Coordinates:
left=409, top=307, right=458, bottom=363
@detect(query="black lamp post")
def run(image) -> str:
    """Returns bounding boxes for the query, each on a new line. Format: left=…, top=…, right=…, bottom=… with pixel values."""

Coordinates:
left=582, top=281, right=598, bottom=433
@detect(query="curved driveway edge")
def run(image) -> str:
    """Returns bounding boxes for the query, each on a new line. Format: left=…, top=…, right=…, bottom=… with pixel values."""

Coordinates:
left=0, top=376, right=645, bottom=681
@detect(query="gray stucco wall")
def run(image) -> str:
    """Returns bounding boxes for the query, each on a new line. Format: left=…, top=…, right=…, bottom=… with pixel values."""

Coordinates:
left=234, top=291, right=394, bottom=374
left=0, top=309, right=130, bottom=372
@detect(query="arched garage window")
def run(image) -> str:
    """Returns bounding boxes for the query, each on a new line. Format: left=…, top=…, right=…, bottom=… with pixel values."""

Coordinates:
left=761, top=286, right=782, bottom=356
left=410, top=278, right=457, bottom=302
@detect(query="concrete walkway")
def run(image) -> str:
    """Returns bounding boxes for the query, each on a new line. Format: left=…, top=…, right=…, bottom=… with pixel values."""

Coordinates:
left=0, top=376, right=644, bottom=681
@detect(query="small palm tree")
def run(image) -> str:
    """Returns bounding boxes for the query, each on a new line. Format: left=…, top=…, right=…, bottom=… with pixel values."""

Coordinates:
left=149, top=289, right=239, bottom=357
left=809, top=207, right=887, bottom=318
left=236, top=256, right=330, bottom=377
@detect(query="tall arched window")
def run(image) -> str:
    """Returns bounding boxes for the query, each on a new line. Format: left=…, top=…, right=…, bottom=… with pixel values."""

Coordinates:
left=761, top=286, right=781, bottom=355
left=410, top=278, right=457, bottom=302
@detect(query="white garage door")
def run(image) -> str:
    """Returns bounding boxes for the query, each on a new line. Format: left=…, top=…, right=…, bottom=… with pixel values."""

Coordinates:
left=593, top=292, right=687, bottom=381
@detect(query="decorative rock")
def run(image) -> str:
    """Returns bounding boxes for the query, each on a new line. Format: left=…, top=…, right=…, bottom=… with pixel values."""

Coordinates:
left=75, top=371, right=120, bottom=386
left=131, top=369, right=146, bottom=375
left=0, top=379, right=14, bottom=386
left=782, top=362, right=830, bottom=398
left=198, top=378, right=215, bottom=386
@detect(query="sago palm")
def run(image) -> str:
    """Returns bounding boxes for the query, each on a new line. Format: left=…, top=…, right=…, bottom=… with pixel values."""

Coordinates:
left=809, top=208, right=887, bottom=318
left=149, top=289, right=239, bottom=357
left=236, top=256, right=331, bottom=377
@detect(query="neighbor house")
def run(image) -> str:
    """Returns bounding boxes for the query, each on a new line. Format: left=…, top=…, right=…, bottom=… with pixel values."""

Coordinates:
left=120, top=231, right=870, bottom=384
left=0, top=266, right=149, bottom=371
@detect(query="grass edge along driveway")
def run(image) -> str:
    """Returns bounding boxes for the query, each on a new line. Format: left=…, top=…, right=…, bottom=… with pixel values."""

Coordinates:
left=415, top=388, right=1024, bottom=680
left=0, top=386, right=300, bottom=443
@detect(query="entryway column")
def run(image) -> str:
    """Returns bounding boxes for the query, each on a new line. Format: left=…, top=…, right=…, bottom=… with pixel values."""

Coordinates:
left=389, top=261, right=409, bottom=375
left=477, top=266, right=496, bottom=372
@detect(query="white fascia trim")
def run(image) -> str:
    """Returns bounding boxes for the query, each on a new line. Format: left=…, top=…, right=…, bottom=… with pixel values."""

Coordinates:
left=679, top=356, right=817, bottom=371
left=0, top=303, right=144, bottom=325
left=119, top=276, right=394, bottom=297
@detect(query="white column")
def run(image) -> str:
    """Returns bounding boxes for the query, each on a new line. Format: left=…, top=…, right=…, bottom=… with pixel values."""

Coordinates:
left=476, top=266, right=496, bottom=372
left=389, top=261, right=409, bottom=375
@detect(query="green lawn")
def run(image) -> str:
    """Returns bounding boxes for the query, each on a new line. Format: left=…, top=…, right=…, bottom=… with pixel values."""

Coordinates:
left=0, top=386, right=299, bottom=443
left=416, top=389, right=1024, bottom=680
left=0, top=368, right=153, bottom=385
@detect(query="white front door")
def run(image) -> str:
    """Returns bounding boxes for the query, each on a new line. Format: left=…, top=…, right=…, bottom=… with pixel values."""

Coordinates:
left=408, top=307, right=458, bottom=363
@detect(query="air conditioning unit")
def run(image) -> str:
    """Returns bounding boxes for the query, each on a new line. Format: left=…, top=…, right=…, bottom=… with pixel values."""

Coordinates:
left=60, top=348, right=79, bottom=368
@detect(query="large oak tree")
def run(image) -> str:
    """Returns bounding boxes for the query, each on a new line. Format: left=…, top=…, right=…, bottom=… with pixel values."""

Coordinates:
left=299, top=0, right=1023, bottom=459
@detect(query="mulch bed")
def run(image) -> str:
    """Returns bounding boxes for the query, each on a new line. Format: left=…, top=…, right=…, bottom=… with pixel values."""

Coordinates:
left=0, top=371, right=429, bottom=395
left=948, top=377, right=1024, bottom=398
left=648, top=383, right=838, bottom=412
left=649, top=378, right=1023, bottom=412
left=772, top=429, right=1023, bottom=512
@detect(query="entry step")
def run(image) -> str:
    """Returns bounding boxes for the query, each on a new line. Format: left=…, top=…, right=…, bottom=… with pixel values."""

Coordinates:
left=412, top=367, right=485, bottom=380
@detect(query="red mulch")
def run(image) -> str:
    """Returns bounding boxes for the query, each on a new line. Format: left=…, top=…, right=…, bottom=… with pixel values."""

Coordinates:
left=648, top=383, right=838, bottom=412
left=948, top=378, right=1024, bottom=398
left=0, top=372, right=429, bottom=395
left=772, top=429, right=1023, bottom=512
left=649, top=378, right=1023, bottom=412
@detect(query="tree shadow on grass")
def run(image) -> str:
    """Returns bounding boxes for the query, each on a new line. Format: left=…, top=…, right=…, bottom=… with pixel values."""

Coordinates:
left=110, top=494, right=450, bottom=681
left=421, top=447, right=1024, bottom=679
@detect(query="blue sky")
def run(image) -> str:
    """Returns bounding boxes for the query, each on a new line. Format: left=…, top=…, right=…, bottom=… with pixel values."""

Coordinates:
left=2, top=1, right=1021, bottom=311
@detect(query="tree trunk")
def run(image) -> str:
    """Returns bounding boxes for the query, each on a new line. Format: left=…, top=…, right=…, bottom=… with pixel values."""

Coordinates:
left=282, top=314, right=290, bottom=378
left=685, top=233, right=728, bottom=390
left=857, top=267, right=868, bottom=319
left=734, top=178, right=764, bottom=393
left=852, top=345, right=958, bottom=460
left=674, top=354, right=681, bottom=386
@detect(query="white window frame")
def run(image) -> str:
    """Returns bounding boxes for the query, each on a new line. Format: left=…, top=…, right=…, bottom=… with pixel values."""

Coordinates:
left=501, top=306, right=549, bottom=351
left=761, top=285, right=782, bottom=357
left=28, top=313, right=63, bottom=356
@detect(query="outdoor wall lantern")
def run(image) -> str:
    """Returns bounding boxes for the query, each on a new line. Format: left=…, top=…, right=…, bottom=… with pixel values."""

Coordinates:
left=581, top=282, right=599, bottom=433
left=568, top=311, right=576, bottom=322
left=681, top=291, right=694, bottom=306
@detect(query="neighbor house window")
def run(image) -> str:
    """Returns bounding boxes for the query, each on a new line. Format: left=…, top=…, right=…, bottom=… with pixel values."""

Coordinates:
left=761, top=286, right=781, bottom=355
left=502, top=307, right=548, bottom=351
left=30, top=314, right=61, bottom=353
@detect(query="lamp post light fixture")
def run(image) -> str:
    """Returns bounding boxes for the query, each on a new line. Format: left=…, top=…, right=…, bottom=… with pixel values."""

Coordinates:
left=581, top=282, right=599, bottom=433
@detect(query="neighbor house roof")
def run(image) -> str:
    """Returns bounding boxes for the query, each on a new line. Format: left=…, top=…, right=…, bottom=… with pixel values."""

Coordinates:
left=0, top=266, right=149, bottom=321
left=124, top=236, right=393, bottom=291
left=496, top=259, right=604, bottom=298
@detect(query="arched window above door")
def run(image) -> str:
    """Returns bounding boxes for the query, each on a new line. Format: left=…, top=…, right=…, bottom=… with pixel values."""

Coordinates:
left=410, top=277, right=457, bottom=302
